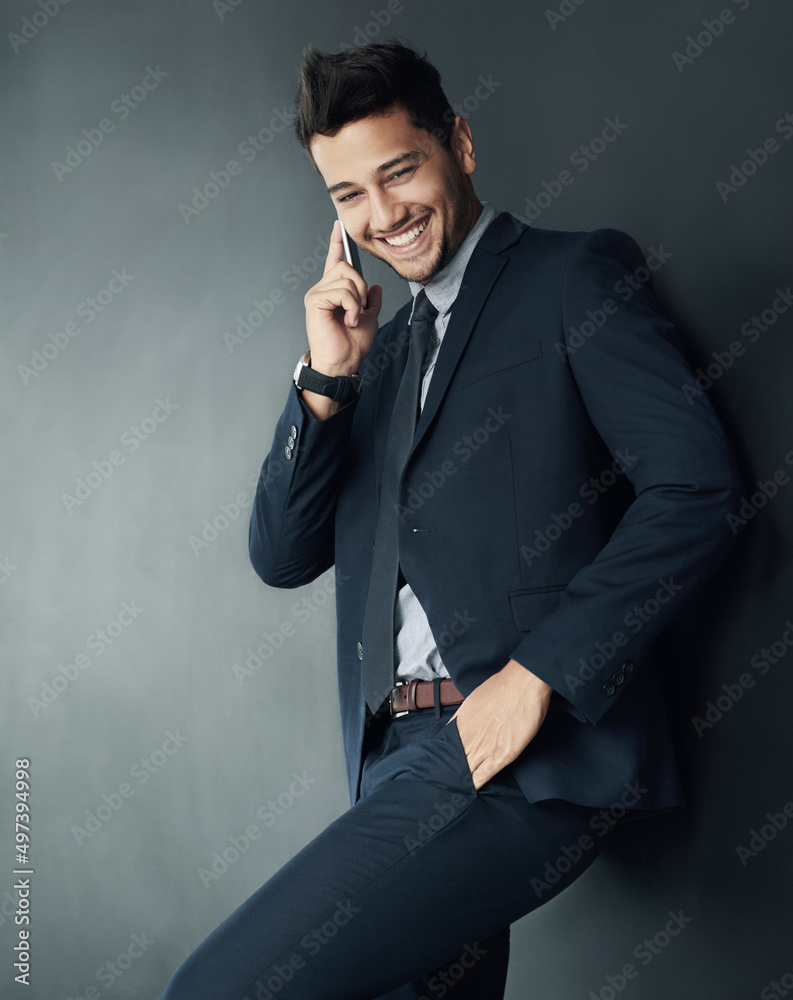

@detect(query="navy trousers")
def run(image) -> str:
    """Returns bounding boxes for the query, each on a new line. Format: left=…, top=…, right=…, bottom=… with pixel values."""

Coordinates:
left=158, top=704, right=609, bottom=999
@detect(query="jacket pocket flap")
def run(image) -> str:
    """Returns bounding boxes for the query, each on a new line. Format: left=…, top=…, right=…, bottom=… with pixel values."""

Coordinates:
left=509, top=585, right=567, bottom=631
left=458, top=342, right=541, bottom=386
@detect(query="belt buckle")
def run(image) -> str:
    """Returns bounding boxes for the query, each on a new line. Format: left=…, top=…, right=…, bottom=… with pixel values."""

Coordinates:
left=389, top=680, right=409, bottom=718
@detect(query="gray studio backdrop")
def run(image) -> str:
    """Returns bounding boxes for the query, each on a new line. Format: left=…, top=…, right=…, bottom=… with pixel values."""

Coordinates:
left=2, top=0, right=792, bottom=997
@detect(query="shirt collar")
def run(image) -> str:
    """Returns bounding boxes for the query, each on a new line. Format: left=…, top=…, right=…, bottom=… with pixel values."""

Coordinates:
left=408, top=201, right=497, bottom=319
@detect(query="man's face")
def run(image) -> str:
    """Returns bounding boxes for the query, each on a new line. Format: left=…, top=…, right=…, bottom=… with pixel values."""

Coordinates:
left=311, top=106, right=480, bottom=285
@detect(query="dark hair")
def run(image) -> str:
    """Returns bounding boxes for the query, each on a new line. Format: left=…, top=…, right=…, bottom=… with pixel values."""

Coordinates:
left=294, top=41, right=455, bottom=157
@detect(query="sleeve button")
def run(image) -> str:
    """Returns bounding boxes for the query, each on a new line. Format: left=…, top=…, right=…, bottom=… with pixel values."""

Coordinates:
left=356, top=641, right=363, bottom=660
left=601, top=683, right=616, bottom=697
left=284, top=446, right=292, bottom=460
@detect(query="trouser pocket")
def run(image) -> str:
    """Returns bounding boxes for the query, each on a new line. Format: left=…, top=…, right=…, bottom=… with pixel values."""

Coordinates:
left=360, top=712, right=477, bottom=799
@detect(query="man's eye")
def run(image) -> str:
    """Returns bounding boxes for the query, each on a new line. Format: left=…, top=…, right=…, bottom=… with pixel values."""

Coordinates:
left=337, top=167, right=414, bottom=203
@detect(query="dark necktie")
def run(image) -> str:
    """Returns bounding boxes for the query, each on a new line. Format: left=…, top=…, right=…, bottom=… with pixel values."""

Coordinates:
left=360, top=289, right=439, bottom=714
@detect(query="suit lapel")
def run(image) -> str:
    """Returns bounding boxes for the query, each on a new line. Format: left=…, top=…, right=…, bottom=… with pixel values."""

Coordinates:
left=370, top=212, right=527, bottom=488
left=411, top=212, right=524, bottom=457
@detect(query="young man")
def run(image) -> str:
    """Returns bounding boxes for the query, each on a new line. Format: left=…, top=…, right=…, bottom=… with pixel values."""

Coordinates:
left=160, top=41, right=743, bottom=1000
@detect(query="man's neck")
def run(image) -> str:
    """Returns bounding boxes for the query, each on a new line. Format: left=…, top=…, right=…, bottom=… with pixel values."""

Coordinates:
left=409, top=201, right=495, bottom=304
left=417, top=198, right=484, bottom=287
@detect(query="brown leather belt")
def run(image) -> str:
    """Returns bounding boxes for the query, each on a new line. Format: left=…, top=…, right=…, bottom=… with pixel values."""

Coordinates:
left=389, top=679, right=464, bottom=717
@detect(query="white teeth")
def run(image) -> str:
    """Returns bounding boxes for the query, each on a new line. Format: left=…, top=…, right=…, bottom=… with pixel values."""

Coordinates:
left=385, top=218, right=428, bottom=247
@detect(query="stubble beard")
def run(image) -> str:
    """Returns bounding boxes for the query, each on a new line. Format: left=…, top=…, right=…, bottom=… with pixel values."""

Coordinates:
left=364, top=158, right=474, bottom=285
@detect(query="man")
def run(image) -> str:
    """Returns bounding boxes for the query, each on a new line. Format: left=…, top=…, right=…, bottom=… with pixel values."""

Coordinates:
left=160, top=41, right=743, bottom=1000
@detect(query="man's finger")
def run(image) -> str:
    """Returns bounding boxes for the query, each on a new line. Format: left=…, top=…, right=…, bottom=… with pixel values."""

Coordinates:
left=363, top=283, right=383, bottom=318
left=323, top=220, right=346, bottom=276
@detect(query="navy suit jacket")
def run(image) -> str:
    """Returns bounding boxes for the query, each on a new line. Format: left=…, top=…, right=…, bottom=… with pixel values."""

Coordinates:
left=250, top=212, right=744, bottom=814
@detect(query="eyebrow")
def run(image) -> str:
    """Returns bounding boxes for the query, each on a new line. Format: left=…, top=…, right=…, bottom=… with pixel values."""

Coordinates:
left=326, top=150, right=424, bottom=196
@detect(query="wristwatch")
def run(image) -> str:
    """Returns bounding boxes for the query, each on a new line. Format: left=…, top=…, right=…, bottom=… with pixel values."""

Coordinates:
left=293, top=351, right=362, bottom=405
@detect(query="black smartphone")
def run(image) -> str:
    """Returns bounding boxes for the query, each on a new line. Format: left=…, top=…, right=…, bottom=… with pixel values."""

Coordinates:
left=338, top=217, right=363, bottom=277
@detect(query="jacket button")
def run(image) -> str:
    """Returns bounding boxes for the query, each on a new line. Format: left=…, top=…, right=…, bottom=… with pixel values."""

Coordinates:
left=287, top=435, right=295, bottom=449
left=290, top=425, right=298, bottom=439
left=357, top=641, right=363, bottom=660
left=622, top=661, right=634, bottom=674
left=284, top=446, right=292, bottom=460
left=601, top=683, right=616, bottom=696
left=613, top=672, right=624, bottom=685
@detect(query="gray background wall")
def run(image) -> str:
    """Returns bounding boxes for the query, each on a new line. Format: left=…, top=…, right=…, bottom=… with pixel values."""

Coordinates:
left=1, top=0, right=791, bottom=996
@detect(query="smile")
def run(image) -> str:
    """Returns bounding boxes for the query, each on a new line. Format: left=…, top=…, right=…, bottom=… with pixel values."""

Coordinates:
left=383, top=217, right=429, bottom=247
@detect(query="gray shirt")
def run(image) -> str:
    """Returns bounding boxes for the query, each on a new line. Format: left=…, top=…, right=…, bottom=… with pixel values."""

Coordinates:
left=394, top=201, right=497, bottom=683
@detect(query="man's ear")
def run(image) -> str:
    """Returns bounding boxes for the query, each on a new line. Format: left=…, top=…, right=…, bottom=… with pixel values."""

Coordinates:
left=449, top=116, right=477, bottom=176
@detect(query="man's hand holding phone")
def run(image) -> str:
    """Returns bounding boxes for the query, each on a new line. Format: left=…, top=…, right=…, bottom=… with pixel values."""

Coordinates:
left=300, top=221, right=382, bottom=419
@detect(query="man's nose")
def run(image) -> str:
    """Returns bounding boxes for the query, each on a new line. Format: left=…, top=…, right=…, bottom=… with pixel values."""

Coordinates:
left=368, top=190, right=406, bottom=237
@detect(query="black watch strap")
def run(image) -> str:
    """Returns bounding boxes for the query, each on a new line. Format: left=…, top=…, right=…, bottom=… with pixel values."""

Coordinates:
left=294, top=355, right=362, bottom=404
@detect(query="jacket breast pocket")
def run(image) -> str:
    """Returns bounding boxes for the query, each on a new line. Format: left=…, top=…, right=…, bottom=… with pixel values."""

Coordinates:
left=509, top=584, right=567, bottom=631
left=458, top=341, right=542, bottom=387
